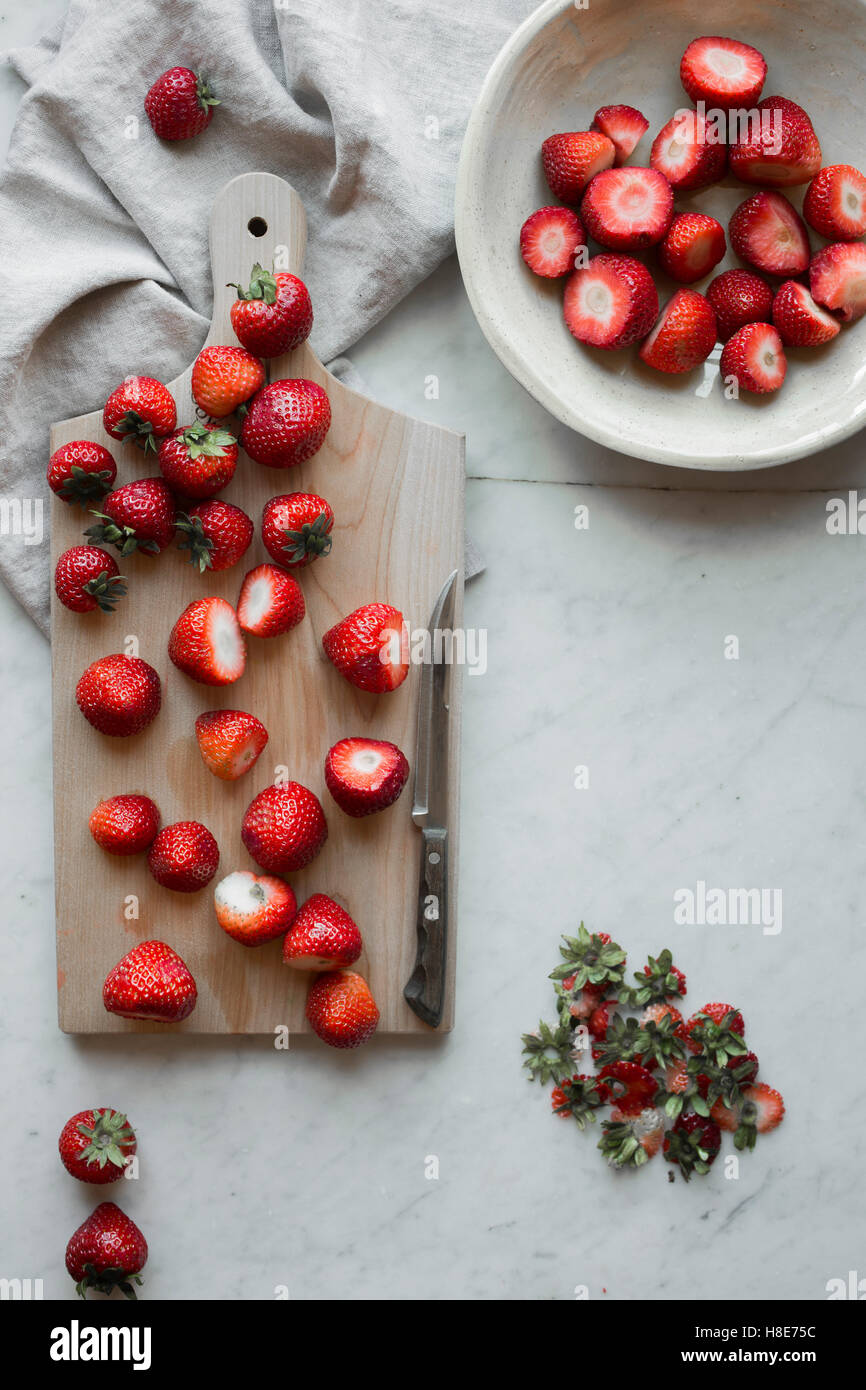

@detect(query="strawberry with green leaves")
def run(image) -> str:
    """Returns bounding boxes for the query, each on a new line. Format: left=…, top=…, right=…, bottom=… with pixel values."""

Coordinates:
left=86, top=477, right=177, bottom=558
left=228, top=264, right=313, bottom=357
left=598, top=1060, right=657, bottom=1115
left=47, top=440, right=116, bottom=507
left=261, top=492, right=334, bottom=569
left=65, top=1202, right=147, bottom=1299
left=598, top=1107, right=665, bottom=1168
left=550, top=1073, right=610, bottom=1129
left=521, top=1019, right=577, bottom=1086
left=684, top=1003, right=747, bottom=1065
left=591, top=1013, right=653, bottom=1070
left=158, top=422, right=238, bottom=498
left=175, top=499, right=254, bottom=573
left=711, top=1082, right=785, bottom=1151
left=145, top=66, right=219, bottom=141
left=59, top=1108, right=137, bottom=1184
left=103, top=376, right=176, bottom=452
left=622, top=948, right=686, bottom=1006
left=664, top=1113, right=722, bottom=1181
left=55, top=546, right=126, bottom=613
left=549, top=925, right=626, bottom=994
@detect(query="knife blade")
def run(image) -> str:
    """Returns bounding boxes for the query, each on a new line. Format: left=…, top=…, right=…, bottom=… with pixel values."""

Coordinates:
left=404, top=568, right=459, bottom=1027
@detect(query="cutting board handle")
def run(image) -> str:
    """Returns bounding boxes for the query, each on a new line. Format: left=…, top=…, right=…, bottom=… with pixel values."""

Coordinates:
left=206, top=171, right=308, bottom=346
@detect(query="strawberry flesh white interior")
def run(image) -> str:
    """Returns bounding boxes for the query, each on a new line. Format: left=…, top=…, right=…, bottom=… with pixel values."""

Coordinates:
left=216, top=871, right=270, bottom=919
left=340, top=745, right=387, bottom=789
left=747, top=326, right=783, bottom=382
left=240, top=573, right=275, bottom=627
left=578, top=272, right=623, bottom=334
left=656, top=115, right=701, bottom=175
left=838, top=175, right=866, bottom=230
left=698, top=43, right=755, bottom=90
left=208, top=604, right=245, bottom=677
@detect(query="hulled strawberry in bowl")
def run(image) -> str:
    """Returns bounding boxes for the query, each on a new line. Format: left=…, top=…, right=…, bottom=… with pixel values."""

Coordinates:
left=455, top=0, right=866, bottom=469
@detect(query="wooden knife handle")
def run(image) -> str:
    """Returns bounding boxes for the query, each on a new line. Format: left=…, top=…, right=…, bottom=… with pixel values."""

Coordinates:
left=404, top=827, right=448, bottom=1028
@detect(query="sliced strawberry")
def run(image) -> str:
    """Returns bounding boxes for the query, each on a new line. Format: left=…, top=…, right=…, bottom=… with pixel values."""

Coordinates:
left=772, top=279, right=840, bottom=346
left=714, top=1082, right=784, bottom=1150
left=324, top=737, right=409, bottom=818
left=680, top=35, right=767, bottom=109
left=729, top=191, right=810, bottom=277
left=729, top=96, right=821, bottom=187
left=723, top=325, right=788, bottom=394
left=590, top=104, right=648, bottom=165
left=588, top=996, right=620, bottom=1041
left=599, top=1107, right=665, bottom=1166
left=639, top=289, right=717, bottom=374
left=519, top=206, right=585, bottom=278
left=237, top=563, right=305, bottom=638
left=658, top=212, right=726, bottom=284
left=706, top=269, right=774, bottom=341
left=741, top=1083, right=785, bottom=1133
left=650, top=109, right=726, bottom=191
left=563, top=254, right=658, bottom=350
left=804, top=164, right=866, bottom=241
left=580, top=167, right=672, bottom=250
left=541, top=130, right=615, bottom=205
left=168, top=597, right=247, bottom=685
left=810, top=242, right=866, bottom=322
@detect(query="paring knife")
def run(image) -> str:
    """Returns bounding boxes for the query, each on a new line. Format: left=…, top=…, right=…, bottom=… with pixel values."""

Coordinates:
left=403, top=568, right=459, bottom=1027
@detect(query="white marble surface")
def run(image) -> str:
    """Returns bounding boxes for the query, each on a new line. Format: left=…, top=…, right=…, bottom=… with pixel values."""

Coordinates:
left=1, top=1, right=864, bottom=1301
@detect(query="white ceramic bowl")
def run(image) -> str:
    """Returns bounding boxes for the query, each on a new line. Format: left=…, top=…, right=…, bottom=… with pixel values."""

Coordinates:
left=455, top=0, right=866, bottom=469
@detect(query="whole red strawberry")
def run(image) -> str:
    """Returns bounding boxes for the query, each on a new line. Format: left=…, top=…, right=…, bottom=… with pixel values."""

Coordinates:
left=175, top=499, right=254, bottom=572
left=76, top=654, right=161, bottom=737
left=145, top=66, right=219, bottom=141
left=169, top=596, right=247, bottom=685
left=103, top=939, right=197, bottom=1022
left=305, top=970, right=380, bottom=1048
left=47, top=440, right=116, bottom=507
left=55, top=546, right=126, bottom=613
left=228, top=264, right=313, bottom=357
left=148, top=821, right=219, bottom=892
left=261, top=492, right=334, bottom=569
left=322, top=603, right=409, bottom=693
left=58, top=1108, right=137, bottom=1184
left=241, top=781, right=328, bottom=873
left=283, top=894, right=363, bottom=970
left=157, top=421, right=238, bottom=498
left=240, top=378, right=331, bottom=468
left=65, top=1201, right=147, bottom=1299
left=195, top=709, right=268, bottom=780
left=103, top=376, right=176, bottom=452
left=685, top=1003, right=746, bottom=1060
left=191, top=345, right=264, bottom=418
left=86, top=477, right=177, bottom=557
left=324, top=737, right=409, bottom=817
left=89, top=794, right=160, bottom=854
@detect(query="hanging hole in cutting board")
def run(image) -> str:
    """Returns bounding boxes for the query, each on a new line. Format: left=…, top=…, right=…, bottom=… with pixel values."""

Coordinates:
left=247, top=217, right=268, bottom=237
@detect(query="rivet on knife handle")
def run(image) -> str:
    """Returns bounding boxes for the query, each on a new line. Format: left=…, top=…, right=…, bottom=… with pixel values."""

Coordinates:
left=404, top=826, right=447, bottom=1027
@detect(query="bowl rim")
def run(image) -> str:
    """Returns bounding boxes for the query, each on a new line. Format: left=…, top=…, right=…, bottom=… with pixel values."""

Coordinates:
left=454, top=0, right=866, bottom=471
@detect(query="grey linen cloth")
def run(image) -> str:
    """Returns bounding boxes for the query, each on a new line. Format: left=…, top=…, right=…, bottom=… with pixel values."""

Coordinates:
left=0, top=0, right=533, bottom=631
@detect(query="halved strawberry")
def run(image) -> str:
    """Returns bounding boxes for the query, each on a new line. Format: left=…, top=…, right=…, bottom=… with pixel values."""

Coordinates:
left=650, top=108, right=727, bottom=191
left=684, top=1003, right=746, bottom=1057
left=168, top=596, right=247, bottom=685
left=195, top=708, right=268, bottom=780
left=729, top=191, right=810, bottom=277
left=519, top=206, right=585, bottom=278
left=541, top=131, right=615, bottom=204
left=804, top=164, right=866, bottom=241
left=580, top=167, right=673, bottom=250
left=322, top=603, right=409, bottom=693
left=590, top=104, right=648, bottom=165
left=639, top=289, right=717, bottom=374
left=720, top=322, right=788, bottom=394
left=680, top=35, right=767, bottom=109
left=810, top=242, right=866, bottom=322
left=729, top=96, right=821, bottom=187
left=772, top=279, right=840, bottom=346
left=706, top=268, right=774, bottom=341
left=658, top=212, right=726, bottom=284
left=324, top=737, right=409, bottom=818
left=714, top=1082, right=785, bottom=1151
left=236, top=563, right=305, bottom=639
left=563, top=254, right=658, bottom=350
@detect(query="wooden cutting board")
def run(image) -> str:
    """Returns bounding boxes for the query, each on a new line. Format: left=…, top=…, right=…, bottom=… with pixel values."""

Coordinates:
left=51, top=172, right=464, bottom=1035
